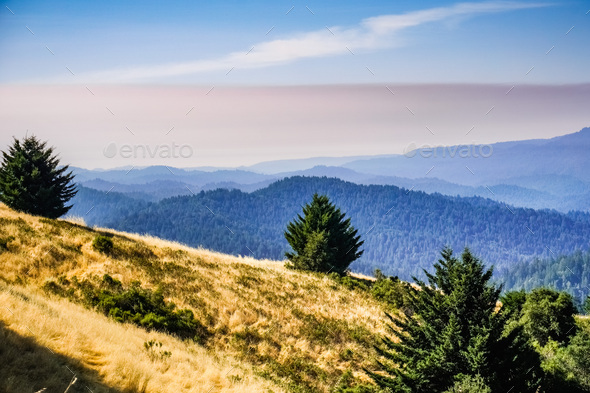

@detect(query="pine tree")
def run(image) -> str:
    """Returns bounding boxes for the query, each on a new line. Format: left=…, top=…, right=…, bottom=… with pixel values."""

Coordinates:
left=370, top=247, right=542, bottom=393
left=284, top=193, right=363, bottom=275
left=0, top=136, right=77, bottom=218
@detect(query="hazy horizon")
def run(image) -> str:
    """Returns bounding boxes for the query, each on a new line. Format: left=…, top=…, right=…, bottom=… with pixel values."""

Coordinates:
left=1, top=83, right=589, bottom=169
left=45, top=118, right=590, bottom=172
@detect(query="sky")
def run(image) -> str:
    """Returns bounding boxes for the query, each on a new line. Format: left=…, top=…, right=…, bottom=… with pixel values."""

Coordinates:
left=0, top=0, right=589, bottom=168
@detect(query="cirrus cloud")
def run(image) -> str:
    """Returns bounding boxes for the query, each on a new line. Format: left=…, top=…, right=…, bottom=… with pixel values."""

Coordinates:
left=81, top=1, right=550, bottom=83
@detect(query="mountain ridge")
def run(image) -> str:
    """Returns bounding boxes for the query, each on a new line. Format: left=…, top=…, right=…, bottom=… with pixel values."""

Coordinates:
left=69, top=176, right=590, bottom=281
left=72, top=127, right=590, bottom=212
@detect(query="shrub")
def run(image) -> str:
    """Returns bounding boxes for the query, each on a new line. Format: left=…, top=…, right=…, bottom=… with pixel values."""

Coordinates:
left=92, top=235, right=113, bottom=254
left=339, top=348, right=354, bottom=361
left=370, top=269, right=412, bottom=310
left=520, top=288, right=578, bottom=346
left=443, top=374, right=491, bottom=393
left=538, top=321, right=590, bottom=392
left=559, top=327, right=590, bottom=391
left=329, top=272, right=369, bottom=292
left=42, top=279, right=64, bottom=296
left=49, top=273, right=208, bottom=341
left=88, top=276, right=205, bottom=339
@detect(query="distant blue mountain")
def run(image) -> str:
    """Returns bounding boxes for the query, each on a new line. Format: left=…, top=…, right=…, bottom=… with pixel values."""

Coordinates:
left=72, top=127, right=590, bottom=212
left=241, top=155, right=384, bottom=174
left=342, top=127, right=590, bottom=186
left=71, top=166, right=273, bottom=186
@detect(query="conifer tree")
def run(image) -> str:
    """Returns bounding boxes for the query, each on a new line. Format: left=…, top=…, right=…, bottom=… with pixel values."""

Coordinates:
left=370, top=247, right=542, bottom=393
left=0, top=136, right=77, bottom=218
left=284, top=193, right=363, bottom=275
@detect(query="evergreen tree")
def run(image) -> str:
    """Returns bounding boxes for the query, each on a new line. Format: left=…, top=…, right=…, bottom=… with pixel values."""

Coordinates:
left=500, top=290, right=527, bottom=320
left=370, top=247, right=541, bottom=393
left=0, top=136, right=77, bottom=218
left=284, top=193, right=363, bottom=275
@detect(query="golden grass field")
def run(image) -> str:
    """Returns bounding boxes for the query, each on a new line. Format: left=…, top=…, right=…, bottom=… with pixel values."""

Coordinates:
left=0, top=204, right=391, bottom=393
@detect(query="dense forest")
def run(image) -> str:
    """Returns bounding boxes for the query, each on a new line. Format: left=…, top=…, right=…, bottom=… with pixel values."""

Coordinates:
left=501, top=250, right=590, bottom=304
left=71, top=186, right=150, bottom=224
left=72, top=163, right=590, bottom=213
left=69, top=176, right=590, bottom=281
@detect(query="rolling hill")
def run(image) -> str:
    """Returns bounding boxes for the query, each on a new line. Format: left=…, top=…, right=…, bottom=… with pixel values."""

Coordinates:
left=0, top=203, right=389, bottom=393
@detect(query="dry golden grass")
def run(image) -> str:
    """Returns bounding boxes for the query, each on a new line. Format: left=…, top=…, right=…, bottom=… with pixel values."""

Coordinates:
left=62, top=215, right=87, bottom=226
left=0, top=204, right=391, bottom=392
left=0, top=284, right=282, bottom=393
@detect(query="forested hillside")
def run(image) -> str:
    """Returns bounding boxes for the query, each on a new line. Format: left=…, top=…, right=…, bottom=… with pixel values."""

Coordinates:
left=72, top=186, right=150, bottom=225
left=69, top=176, right=590, bottom=280
left=501, top=250, right=590, bottom=303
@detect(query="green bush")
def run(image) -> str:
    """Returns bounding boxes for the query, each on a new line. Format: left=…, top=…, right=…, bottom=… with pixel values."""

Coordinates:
left=48, top=273, right=207, bottom=341
left=92, top=235, right=113, bottom=254
left=370, top=269, right=412, bottom=310
left=42, top=279, right=65, bottom=296
left=339, top=348, right=354, bottom=361
left=85, top=275, right=205, bottom=339
left=328, top=269, right=413, bottom=312
left=329, top=272, right=369, bottom=292
left=560, top=327, right=590, bottom=391
left=539, top=323, right=590, bottom=393
left=443, top=374, right=491, bottom=393
left=520, top=288, right=578, bottom=346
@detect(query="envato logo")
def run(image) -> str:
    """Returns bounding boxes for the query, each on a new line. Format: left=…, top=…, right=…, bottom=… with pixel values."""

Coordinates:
left=103, top=142, right=194, bottom=159
left=403, top=142, right=493, bottom=159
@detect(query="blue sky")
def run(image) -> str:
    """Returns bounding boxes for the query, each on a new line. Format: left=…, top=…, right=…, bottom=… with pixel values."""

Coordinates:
left=0, top=1, right=589, bottom=169
left=1, top=0, right=589, bottom=84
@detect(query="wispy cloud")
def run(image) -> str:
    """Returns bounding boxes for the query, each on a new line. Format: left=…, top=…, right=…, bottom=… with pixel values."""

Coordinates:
left=82, top=1, right=550, bottom=82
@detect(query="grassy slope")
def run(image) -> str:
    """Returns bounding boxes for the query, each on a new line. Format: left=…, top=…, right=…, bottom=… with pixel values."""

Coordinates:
left=0, top=204, right=389, bottom=393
